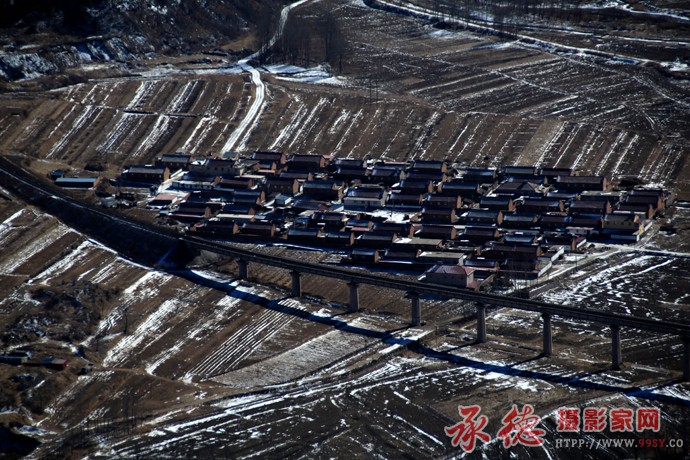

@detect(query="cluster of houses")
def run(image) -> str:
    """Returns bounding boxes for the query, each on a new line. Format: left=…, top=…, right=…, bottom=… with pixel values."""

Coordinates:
left=113, top=152, right=671, bottom=290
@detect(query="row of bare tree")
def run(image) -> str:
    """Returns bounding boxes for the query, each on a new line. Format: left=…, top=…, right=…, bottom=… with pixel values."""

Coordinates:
left=257, top=11, right=346, bottom=72
left=428, top=0, right=588, bottom=34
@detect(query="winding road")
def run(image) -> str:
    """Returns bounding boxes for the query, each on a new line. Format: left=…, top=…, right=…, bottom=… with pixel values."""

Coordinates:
left=222, top=0, right=318, bottom=155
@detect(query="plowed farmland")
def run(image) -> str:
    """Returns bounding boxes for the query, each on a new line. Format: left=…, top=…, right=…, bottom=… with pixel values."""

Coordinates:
left=1, top=0, right=690, bottom=458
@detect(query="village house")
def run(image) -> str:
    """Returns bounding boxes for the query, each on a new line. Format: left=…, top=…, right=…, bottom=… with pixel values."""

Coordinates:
left=287, top=228, right=321, bottom=245
left=494, top=181, right=543, bottom=198
left=221, top=203, right=257, bottom=216
left=459, top=227, right=501, bottom=245
left=382, top=247, right=421, bottom=265
left=239, top=222, right=277, bottom=238
left=168, top=202, right=214, bottom=223
left=462, top=168, right=497, bottom=185
left=216, top=176, right=256, bottom=190
left=463, top=257, right=500, bottom=279
left=617, top=202, right=655, bottom=219
left=422, top=265, right=480, bottom=290
left=579, top=190, right=624, bottom=207
left=542, top=232, right=587, bottom=252
left=345, top=218, right=375, bottom=232
left=373, top=222, right=414, bottom=238
left=255, top=160, right=279, bottom=173
left=540, top=167, right=574, bottom=184
left=411, top=160, right=447, bottom=174
left=480, top=195, right=515, bottom=212
left=539, top=213, right=572, bottom=231
left=500, top=259, right=552, bottom=279
left=602, top=212, right=646, bottom=241
left=122, top=165, right=170, bottom=184
left=189, top=218, right=240, bottom=238
left=546, top=191, right=579, bottom=202
left=333, top=166, right=370, bottom=183
left=355, top=232, right=396, bottom=249
left=291, top=198, right=330, bottom=213
left=388, top=192, right=424, bottom=208
left=302, top=180, right=346, bottom=201
left=369, top=164, right=406, bottom=185
left=569, top=200, right=612, bottom=214
left=417, top=251, right=466, bottom=266
left=252, top=151, right=287, bottom=166
left=415, top=224, right=458, bottom=240
left=233, top=189, right=266, bottom=206
left=421, top=207, right=457, bottom=224
left=156, top=153, right=192, bottom=171
left=481, top=243, right=543, bottom=261
left=342, top=187, right=388, bottom=210
left=147, top=192, right=187, bottom=210
left=501, top=166, right=542, bottom=183
left=175, top=172, right=221, bottom=190
left=567, top=214, right=604, bottom=236
left=392, top=237, right=444, bottom=252
left=554, top=175, right=608, bottom=192
left=395, top=179, right=436, bottom=194
left=279, top=170, right=314, bottom=182
left=623, top=189, right=666, bottom=216
left=332, top=158, right=365, bottom=169
left=349, top=248, right=380, bottom=264
left=438, top=181, right=484, bottom=201
left=265, top=177, right=301, bottom=196
left=309, top=212, right=348, bottom=231
left=503, top=233, right=542, bottom=246
left=287, top=153, right=329, bottom=172
left=55, top=176, right=102, bottom=189
left=424, top=195, right=462, bottom=209
left=322, top=231, right=356, bottom=248
left=405, top=170, right=447, bottom=183
left=519, top=198, right=564, bottom=214
left=461, top=209, right=503, bottom=226
left=190, top=158, right=246, bottom=177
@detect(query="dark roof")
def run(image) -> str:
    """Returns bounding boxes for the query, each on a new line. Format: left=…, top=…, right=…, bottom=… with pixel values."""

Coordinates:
left=55, top=177, right=99, bottom=185
left=288, top=228, right=320, bottom=238
left=333, top=158, right=364, bottom=168
left=346, top=189, right=385, bottom=199
left=502, top=166, right=538, bottom=175
left=541, top=167, right=573, bottom=177
left=466, top=209, right=502, bottom=219
left=555, top=175, right=605, bottom=185
left=411, top=160, right=446, bottom=170
left=502, top=212, right=538, bottom=223
left=304, top=180, right=343, bottom=190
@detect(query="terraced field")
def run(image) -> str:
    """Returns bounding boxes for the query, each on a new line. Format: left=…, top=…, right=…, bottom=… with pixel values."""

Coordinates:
left=1, top=0, right=690, bottom=457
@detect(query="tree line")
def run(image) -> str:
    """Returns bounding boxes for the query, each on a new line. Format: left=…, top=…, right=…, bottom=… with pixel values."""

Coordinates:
left=427, top=0, right=589, bottom=35
left=257, top=11, right=346, bottom=72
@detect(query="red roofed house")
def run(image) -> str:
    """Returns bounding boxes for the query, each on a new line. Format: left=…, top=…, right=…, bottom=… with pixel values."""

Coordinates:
left=422, top=265, right=481, bottom=290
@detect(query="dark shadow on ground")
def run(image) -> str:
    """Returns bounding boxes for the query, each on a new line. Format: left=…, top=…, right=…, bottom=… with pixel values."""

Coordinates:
left=170, top=268, right=690, bottom=407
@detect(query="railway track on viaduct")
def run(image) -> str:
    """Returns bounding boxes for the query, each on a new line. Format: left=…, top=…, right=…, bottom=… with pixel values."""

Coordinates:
left=1, top=155, right=689, bottom=378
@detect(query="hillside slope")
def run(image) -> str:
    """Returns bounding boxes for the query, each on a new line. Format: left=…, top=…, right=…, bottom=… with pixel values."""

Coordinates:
left=0, top=0, right=289, bottom=82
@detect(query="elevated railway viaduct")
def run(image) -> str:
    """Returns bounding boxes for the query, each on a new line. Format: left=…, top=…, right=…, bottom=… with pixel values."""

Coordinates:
left=1, top=156, right=689, bottom=380
left=186, top=235, right=690, bottom=379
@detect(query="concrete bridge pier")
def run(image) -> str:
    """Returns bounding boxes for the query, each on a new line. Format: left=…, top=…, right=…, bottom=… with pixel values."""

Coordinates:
left=290, top=271, right=302, bottom=297
left=410, top=292, right=421, bottom=326
left=237, top=259, right=249, bottom=280
left=683, top=337, right=690, bottom=382
left=348, top=282, right=359, bottom=313
left=542, top=313, right=553, bottom=357
left=611, top=325, right=622, bottom=370
left=476, top=304, right=487, bottom=343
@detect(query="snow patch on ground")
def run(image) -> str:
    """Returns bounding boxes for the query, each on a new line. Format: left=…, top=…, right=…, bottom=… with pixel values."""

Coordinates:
left=263, top=64, right=350, bottom=86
